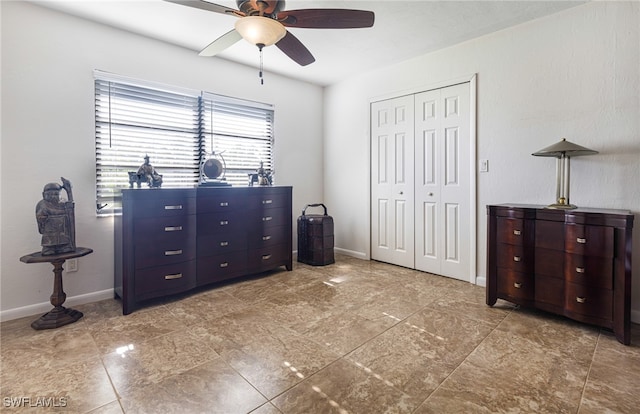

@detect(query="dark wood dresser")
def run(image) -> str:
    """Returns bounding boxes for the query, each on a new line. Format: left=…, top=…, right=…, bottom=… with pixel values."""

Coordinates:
left=486, top=204, right=634, bottom=344
left=115, top=186, right=292, bottom=314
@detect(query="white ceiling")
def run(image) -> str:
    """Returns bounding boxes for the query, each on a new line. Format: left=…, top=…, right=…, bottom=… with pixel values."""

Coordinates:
left=32, top=0, right=586, bottom=86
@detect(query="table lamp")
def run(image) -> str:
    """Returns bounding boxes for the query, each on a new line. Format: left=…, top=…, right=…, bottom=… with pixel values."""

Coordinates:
left=532, top=138, right=598, bottom=209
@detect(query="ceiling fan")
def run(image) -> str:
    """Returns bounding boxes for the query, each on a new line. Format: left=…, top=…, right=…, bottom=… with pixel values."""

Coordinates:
left=164, top=1, right=375, bottom=67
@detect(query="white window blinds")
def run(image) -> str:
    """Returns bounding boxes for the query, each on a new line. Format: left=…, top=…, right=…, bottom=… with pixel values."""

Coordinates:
left=94, top=73, right=274, bottom=216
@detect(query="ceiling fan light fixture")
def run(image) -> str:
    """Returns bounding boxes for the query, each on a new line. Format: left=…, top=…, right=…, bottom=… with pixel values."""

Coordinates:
left=235, top=16, right=286, bottom=47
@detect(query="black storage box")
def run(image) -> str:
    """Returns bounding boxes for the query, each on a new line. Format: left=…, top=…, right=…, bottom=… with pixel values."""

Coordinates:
left=297, top=203, right=335, bottom=266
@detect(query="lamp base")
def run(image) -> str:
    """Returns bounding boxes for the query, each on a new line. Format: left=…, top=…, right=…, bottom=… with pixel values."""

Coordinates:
left=545, top=203, right=577, bottom=210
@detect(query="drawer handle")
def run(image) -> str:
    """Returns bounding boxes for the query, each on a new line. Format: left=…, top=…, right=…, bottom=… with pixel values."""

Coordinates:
left=262, top=199, right=273, bottom=204
left=513, top=230, right=521, bottom=236
left=262, top=235, right=271, bottom=241
left=220, top=220, right=229, bottom=225
left=164, top=249, right=183, bottom=256
left=513, top=282, right=522, bottom=289
left=220, top=262, right=229, bottom=268
left=576, top=267, right=585, bottom=273
left=220, top=202, right=229, bottom=207
left=220, top=241, right=229, bottom=247
left=262, top=216, right=273, bottom=221
left=262, top=254, right=272, bottom=260
left=164, top=226, right=183, bottom=232
left=577, top=237, right=587, bottom=244
left=576, top=297, right=587, bottom=304
left=164, top=273, right=183, bottom=280
left=164, top=205, right=183, bottom=210
left=513, top=256, right=521, bottom=262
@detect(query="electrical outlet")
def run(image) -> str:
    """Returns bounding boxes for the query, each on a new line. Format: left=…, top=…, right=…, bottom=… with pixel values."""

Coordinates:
left=67, top=258, right=78, bottom=273
left=480, top=159, right=489, bottom=173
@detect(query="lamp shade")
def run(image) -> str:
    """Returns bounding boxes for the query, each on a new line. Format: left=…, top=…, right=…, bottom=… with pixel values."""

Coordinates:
left=532, top=138, right=598, bottom=158
left=234, top=16, right=286, bottom=47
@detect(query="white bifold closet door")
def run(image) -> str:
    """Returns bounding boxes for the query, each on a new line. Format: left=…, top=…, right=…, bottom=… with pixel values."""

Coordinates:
left=371, top=83, right=470, bottom=281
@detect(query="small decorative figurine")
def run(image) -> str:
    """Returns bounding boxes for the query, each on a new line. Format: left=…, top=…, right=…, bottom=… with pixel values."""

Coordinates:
left=129, top=155, right=162, bottom=188
left=35, top=177, right=76, bottom=256
left=256, top=161, right=273, bottom=186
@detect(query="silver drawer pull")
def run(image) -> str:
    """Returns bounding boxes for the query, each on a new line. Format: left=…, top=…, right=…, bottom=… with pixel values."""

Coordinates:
left=576, top=297, right=586, bottom=304
left=262, top=199, right=273, bottom=204
left=513, top=256, right=521, bottom=262
left=576, top=267, right=585, bottom=273
left=577, top=237, right=587, bottom=244
left=513, top=282, right=522, bottom=289
left=513, top=230, right=521, bottom=236
left=262, top=254, right=272, bottom=260
left=262, top=216, right=273, bottom=221
left=220, top=220, right=229, bottom=225
left=220, top=241, right=229, bottom=247
left=164, top=205, right=183, bottom=210
left=262, top=235, right=271, bottom=241
left=164, top=226, right=183, bottom=232
left=220, top=202, right=229, bottom=207
left=220, top=262, right=229, bottom=268
left=165, top=273, right=183, bottom=280
left=164, top=249, right=183, bottom=256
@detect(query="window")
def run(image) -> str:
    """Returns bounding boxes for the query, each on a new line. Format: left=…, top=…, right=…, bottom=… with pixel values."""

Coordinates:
left=94, top=72, right=274, bottom=216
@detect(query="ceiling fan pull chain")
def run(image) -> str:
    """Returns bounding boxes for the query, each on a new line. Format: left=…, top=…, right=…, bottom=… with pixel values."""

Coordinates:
left=258, top=43, right=265, bottom=85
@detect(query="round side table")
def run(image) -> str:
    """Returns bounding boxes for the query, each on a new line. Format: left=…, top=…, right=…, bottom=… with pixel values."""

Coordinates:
left=20, top=247, right=93, bottom=330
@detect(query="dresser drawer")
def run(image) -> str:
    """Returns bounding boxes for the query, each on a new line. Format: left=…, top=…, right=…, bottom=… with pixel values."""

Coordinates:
left=534, top=248, right=564, bottom=277
left=134, top=215, right=195, bottom=244
left=197, top=232, right=248, bottom=256
left=198, top=211, right=247, bottom=235
left=197, top=189, right=248, bottom=213
left=565, top=254, right=613, bottom=289
left=134, top=237, right=196, bottom=269
left=124, top=190, right=196, bottom=218
left=248, top=190, right=290, bottom=210
left=197, top=251, right=248, bottom=284
left=248, top=245, right=289, bottom=272
left=248, top=225, right=289, bottom=249
left=135, top=260, right=196, bottom=301
left=496, top=218, right=528, bottom=245
left=496, top=268, right=533, bottom=303
left=497, top=243, right=532, bottom=273
left=535, top=275, right=564, bottom=309
left=565, top=224, right=614, bottom=258
left=565, top=282, right=612, bottom=320
left=250, top=207, right=289, bottom=230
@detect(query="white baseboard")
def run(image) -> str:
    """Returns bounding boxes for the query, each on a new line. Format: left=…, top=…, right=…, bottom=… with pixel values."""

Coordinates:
left=475, top=276, right=486, bottom=287
left=334, top=247, right=368, bottom=259
left=0, top=289, right=114, bottom=322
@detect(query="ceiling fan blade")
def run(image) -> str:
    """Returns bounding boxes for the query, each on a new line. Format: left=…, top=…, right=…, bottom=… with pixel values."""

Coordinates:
left=163, top=0, right=244, bottom=17
left=276, top=31, right=315, bottom=66
left=199, top=29, right=243, bottom=56
left=277, top=9, right=375, bottom=29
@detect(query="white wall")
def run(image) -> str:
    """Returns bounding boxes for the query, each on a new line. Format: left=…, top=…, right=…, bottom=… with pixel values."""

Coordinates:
left=0, top=1, right=324, bottom=319
left=325, top=2, right=640, bottom=313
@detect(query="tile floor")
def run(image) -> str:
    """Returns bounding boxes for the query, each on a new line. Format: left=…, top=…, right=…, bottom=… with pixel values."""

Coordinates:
left=2, top=255, right=640, bottom=413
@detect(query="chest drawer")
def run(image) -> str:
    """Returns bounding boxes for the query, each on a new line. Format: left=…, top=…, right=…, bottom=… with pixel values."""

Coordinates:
left=248, top=191, right=290, bottom=210
left=496, top=268, right=533, bottom=303
left=250, top=207, right=289, bottom=230
left=197, top=190, right=248, bottom=214
left=535, top=220, right=564, bottom=251
left=565, top=224, right=614, bottom=258
left=497, top=243, right=532, bottom=273
left=534, top=275, right=564, bottom=309
left=565, top=282, right=612, bottom=320
left=197, top=251, right=248, bottom=284
left=565, top=254, right=613, bottom=289
left=248, top=245, right=289, bottom=272
left=197, top=232, right=248, bottom=256
left=134, top=215, right=195, bottom=244
left=134, top=237, right=196, bottom=269
left=248, top=225, right=288, bottom=249
left=135, top=260, right=196, bottom=301
left=496, top=217, right=529, bottom=245
left=124, top=190, right=196, bottom=218
left=198, top=211, right=247, bottom=235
